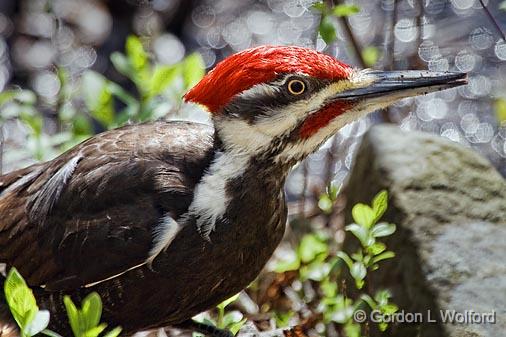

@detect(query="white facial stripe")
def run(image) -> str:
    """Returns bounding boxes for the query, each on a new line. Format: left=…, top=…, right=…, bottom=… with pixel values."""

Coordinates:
left=237, top=82, right=279, bottom=102
left=216, top=119, right=274, bottom=153
left=214, top=69, right=377, bottom=160
left=218, top=78, right=356, bottom=155
left=188, top=150, right=251, bottom=240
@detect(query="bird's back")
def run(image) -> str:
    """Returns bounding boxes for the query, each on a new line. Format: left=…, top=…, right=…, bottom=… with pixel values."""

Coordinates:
left=0, top=120, right=215, bottom=290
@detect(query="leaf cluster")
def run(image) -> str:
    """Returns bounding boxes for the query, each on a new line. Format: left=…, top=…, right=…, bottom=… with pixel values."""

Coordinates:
left=0, top=35, right=206, bottom=166
left=311, top=2, right=360, bottom=44
left=274, top=190, right=399, bottom=337
left=3, top=268, right=121, bottom=337
left=193, top=293, right=246, bottom=337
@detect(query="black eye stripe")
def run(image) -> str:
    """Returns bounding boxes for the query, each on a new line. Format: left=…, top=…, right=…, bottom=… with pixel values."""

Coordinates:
left=223, top=75, right=333, bottom=124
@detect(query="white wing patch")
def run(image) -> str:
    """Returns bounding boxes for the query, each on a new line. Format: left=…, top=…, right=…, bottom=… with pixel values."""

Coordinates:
left=29, top=154, right=83, bottom=220
left=188, top=150, right=250, bottom=241
left=148, top=215, right=182, bottom=264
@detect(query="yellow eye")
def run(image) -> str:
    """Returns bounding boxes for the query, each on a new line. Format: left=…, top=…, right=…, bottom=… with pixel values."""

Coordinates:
left=287, top=79, right=306, bottom=95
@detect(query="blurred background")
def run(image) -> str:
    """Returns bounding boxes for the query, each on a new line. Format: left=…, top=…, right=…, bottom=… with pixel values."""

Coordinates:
left=0, top=0, right=505, bottom=336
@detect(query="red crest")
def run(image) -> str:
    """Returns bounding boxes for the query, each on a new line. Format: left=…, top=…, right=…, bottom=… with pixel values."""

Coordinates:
left=184, top=45, right=352, bottom=113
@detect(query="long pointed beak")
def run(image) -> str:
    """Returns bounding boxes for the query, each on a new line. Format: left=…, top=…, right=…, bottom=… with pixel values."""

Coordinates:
left=332, top=70, right=467, bottom=102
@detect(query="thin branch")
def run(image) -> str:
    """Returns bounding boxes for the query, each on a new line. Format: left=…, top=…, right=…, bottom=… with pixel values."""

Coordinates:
left=335, top=5, right=365, bottom=68
left=299, top=161, right=309, bottom=219
left=386, top=0, right=398, bottom=71
left=383, top=0, right=398, bottom=123
left=416, top=0, right=424, bottom=54
left=324, top=134, right=341, bottom=186
left=478, top=0, right=505, bottom=41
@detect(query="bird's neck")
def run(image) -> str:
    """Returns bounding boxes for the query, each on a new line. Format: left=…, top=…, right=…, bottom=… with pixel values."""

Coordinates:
left=188, top=131, right=288, bottom=239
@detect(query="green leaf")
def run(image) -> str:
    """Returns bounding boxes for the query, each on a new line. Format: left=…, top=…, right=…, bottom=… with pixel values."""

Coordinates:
left=203, top=318, right=217, bottom=327
left=318, top=194, right=333, bottom=214
left=182, top=53, right=205, bottom=89
left=379, top=322, right=388, bottom=332
left=63, top=296, right=80, bottom=337
left=319, top=15, right=336, bottom=44
left=10, top=288, right=37, bottom=331
left=4, top=268, right=39, bottom=333
left=311, top=2, right=326, bottom=12
left=0, top=90, right=16, bottom=106
left=41, top=329, right=63, bottom=337
left=217, top=293, right=240, bottom=311
left=331, top=4, right=360, bottom=17
left=351, top=249, right=363, bottom=262
left=327, top=183, right=340, bottom=200
left=229, top=318, right=247, bottom=335
left=102, top=326, right=122, bottom=337
left=374, top=289, right=392, bottom=305
left=149, top=65, right=180, bottom=98
left=126, top=36, right=148, bottom=73
left=274, top=311, right=294, bottom=328
left=495, top=98, right=506, bottom=126
left=81, top=293, right=102, bottom=331
left=381, top=303, right=399, bottom=315
left=343, top=321, right=361, bottom=337
left=298, top=234, right=328, bottom=263
left=301, top=260, right=331, bottom=281
left=372, top=190, right=388, bottom=223
left=20, top=111, right=43, bottom=136
left=63, top=293, right=115, bottom=337
left=351, top=203, right=375, bottom=228
left=4, top=268, right=29, bottom=304
left=72, top=115, right=92, bottom=136
left=350, top=262, right=366, bottom=285
left=367, top=242, right=386, bottom=255
left=274, top=253, right=300, bottom=273
left=371, top=251, right=395, bottom=264
left=321, top=279, right=338, bottom=298
left=370, top=223, right=396, bottom=238
left=110, top=52, right=132, bottom=77
left=82, top=323, right=106, bottom=337
left=362, top=46, right=380, bottom=67
left=345, top=223, right=371, bottom=247
left=336, top=251, right=353, bottom=270
left=0, top=90, right=36, bottom=107
left=360, top=294, right=377, bottom=310
left=81, top=71, right=114, bottom=127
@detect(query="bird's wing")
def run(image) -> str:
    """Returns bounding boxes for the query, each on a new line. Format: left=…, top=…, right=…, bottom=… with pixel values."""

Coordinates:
left=0, top=121, right=214, bottom=290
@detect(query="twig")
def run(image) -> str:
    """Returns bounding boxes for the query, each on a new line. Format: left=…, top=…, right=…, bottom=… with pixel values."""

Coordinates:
left=382, top=0, right=398, bottom=123
left=299, top=161, right=309, bottom=219
left=324, top=134, right=341, bottom=186
left=416, top=0, right=424, bottom=53
left=335, top=0, right=365, bottom=68
left=478, top=0, right=506, bottom=41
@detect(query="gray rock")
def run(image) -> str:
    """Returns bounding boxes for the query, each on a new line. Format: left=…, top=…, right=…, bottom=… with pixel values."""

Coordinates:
left=343, top=125, right=506, bottom=337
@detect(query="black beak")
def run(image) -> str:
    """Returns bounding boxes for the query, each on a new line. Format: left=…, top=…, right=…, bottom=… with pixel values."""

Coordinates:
left=332, top=70, right=467, bottom=101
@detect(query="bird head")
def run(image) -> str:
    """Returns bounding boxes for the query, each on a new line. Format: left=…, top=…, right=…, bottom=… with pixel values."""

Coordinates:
left=184, top=45, right=466, bottom=163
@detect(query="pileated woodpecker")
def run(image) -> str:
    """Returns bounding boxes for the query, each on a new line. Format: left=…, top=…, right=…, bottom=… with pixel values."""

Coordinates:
left=0, top=45, right=465, bottom=336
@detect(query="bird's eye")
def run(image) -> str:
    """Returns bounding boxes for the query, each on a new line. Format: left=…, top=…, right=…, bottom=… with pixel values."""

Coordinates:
left=287, top=79, right=306, bottom=95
